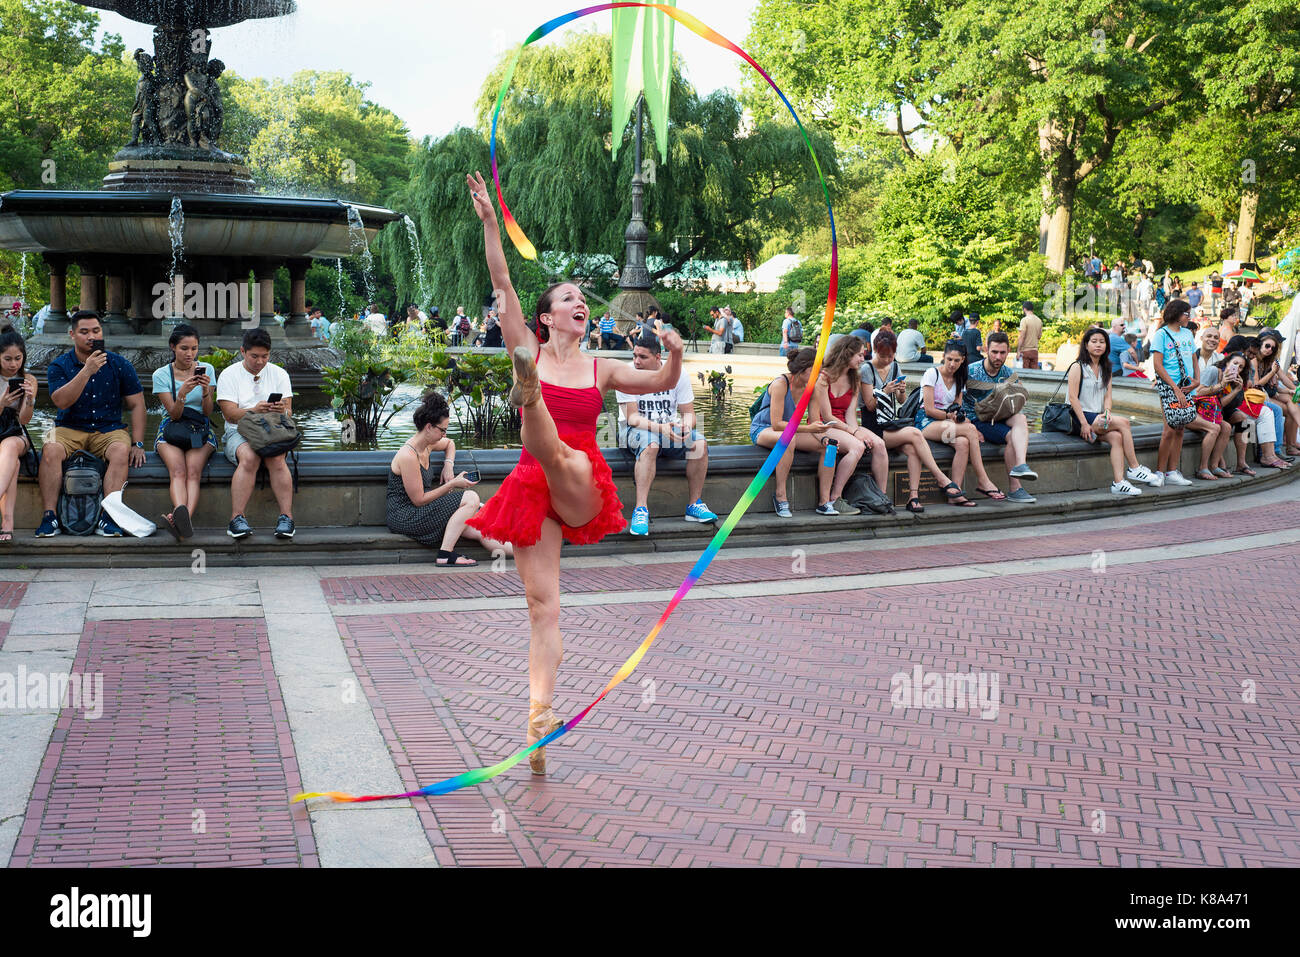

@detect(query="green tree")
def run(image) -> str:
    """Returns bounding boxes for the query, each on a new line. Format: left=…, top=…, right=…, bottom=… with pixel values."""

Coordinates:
left=385, top=31, right=838, bottom=314
left=221, top=70, right=413, bottom=203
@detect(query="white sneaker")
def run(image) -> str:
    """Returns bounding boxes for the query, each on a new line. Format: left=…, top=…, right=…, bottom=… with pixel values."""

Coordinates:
left=1164, top=469, right=1193, bottom=486
left=1126, top=465, right=1156, bottom=485
left=1110, top=480, right=1141, bottom=496
left=1148, top=471, right=1165, bottom=487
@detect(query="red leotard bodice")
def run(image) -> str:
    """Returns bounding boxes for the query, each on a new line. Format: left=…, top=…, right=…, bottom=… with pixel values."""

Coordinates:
left=518, top=353, right=603, bottom=466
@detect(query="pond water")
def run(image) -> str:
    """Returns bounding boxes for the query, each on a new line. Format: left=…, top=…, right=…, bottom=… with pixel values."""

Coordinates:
left=24, top=372, right=1161, bottom=452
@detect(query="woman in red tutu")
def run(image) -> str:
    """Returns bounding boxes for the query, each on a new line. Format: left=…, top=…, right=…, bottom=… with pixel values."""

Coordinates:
left=464, top=171, right=685, bottom=775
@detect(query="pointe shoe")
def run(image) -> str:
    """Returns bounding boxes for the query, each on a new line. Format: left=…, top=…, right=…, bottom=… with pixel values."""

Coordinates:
left=527, top=699, right=563, bottom=775
left=509, top=345, right=542, bottom=408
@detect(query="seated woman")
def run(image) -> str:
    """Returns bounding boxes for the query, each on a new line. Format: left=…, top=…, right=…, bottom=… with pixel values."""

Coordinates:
left=808, top=336, right=880, bottom=515
left=859, top=329, right=962, bottom=511
left=0, top=329, right=38, bottom=542
left=914, top=340, right=1002, bottom=503
left=750, top=347, right=834, bottom=517
left=1067, top=327, right=1155, bottom=494
left=1257, top=331, right=1300, bottom=455
left=153, top=323, right=217, bottom=540
left=387, top=390, right=512, bottom=565
left=1203, top=351, right=1257, bottom=475
left=1216, top=350, right=1289, bottom=471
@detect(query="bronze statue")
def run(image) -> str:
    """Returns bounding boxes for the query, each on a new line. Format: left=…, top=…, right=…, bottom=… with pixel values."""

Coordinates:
left=126, top=48, right=158, bottom=146
left=185, top=59, right=225, bottom=148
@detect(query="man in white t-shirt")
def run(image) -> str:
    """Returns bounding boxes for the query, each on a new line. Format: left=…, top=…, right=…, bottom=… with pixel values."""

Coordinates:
left=616, top=332, right=718, bottom=535
left=216, top=328, right=296, bottom=541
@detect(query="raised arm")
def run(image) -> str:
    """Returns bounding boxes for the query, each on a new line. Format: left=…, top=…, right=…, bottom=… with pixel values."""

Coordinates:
left=466, top=171, right=533, bottom=355
left=601, top=325, right=683, bottom=395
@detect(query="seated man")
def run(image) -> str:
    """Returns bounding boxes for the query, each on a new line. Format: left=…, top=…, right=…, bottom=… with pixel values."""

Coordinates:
left=616, top=333, right=718, bottom=535
left=962, top=331, right=1038, bottom=503
left=216, top=328, right=296, bottom=540
left=37, top=310, right=146, bottom=537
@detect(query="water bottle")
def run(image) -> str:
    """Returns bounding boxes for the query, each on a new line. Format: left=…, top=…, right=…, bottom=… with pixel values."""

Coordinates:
left=823, top=437, right=838, bottom=468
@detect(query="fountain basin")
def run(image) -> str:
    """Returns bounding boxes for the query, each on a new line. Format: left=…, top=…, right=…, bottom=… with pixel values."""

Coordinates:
left=0, top=191, right=401, bottom=259
left=75, top=0, right=296, bottom=29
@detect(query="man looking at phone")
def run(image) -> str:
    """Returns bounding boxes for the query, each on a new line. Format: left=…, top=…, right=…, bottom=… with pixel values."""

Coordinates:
left=962, top=331, right=1038, bottom=503
left=36, top=310, right=145, bottom=537
left=216, top=328, right=295, bottom=539
left=617, top=332, right=718, bottom=535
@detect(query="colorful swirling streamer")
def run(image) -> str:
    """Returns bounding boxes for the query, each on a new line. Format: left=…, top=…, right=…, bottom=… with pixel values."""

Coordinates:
left=293, top=2, right=836, bottom=805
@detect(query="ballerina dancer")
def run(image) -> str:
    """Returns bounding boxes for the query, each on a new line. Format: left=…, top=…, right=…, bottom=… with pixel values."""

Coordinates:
left=464, top=171, right=685, bottom=775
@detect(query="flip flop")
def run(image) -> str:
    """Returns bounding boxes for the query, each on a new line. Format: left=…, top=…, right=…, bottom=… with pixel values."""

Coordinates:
left=159, top=513, right=182, bottom=543
left=0, top=530, right=12, bottom=544
left=975, top=486, right=1007, bottom=501
left=1194, top=469, right=1216, bottom=481
left=1234, top=466, right=1257, bottom=477
left=436, top=549, right=478, bottom=567
left=172, top=504, right=194, bottom=539
left=943, top=482, right=975, bottom=507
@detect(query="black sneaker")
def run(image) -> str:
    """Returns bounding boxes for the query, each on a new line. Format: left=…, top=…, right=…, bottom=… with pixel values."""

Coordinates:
left=35, top=510, right=60, bottom=537
left=227, top=515, right=253, bottom=539
left=274, top=514, right=295, bottom=539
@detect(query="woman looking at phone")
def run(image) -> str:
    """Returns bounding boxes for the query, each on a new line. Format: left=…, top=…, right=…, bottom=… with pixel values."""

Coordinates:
left=387, top=390, right=512, bottom=566
left=0, top=329, right=38, bottom=542
left=153, top=323, right=216, bottom=540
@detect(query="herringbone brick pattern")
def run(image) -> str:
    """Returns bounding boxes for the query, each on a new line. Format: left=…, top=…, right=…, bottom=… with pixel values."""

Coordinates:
left=340, top=544, right=1300, bottom=866
left=9, top=619, right=318, bottom=868
left=0, top=580, right=26, bottom=648
left=320, top=501, right=1300, bottom=605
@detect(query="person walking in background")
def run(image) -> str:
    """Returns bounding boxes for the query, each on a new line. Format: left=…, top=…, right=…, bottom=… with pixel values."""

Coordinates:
left=1017, top=301, right=1042, bottom=369
left=779, top=305, right=803, bottom=357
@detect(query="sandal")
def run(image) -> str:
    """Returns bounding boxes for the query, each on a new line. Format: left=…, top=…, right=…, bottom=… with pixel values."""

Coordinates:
left=159, top=513, right=182, bottom=543
left=0, top=530, right=12, bottom=544
left=436, top=549, right=478, bottom=566
left=943, top=482, right=975, bottom=507
left=1259, top=458, right=1292, bottom=470
left=1211, top=467, right=1232, bottom=478
left=906, top=497, right=925, bottom=514
left=172, top=504, right=194, bottom=539
left=1194, top=469, right=1216, bottom=481
left=975, top=486, right=1007, bottom=501
left=1234, top=466, right=1257, bottom=477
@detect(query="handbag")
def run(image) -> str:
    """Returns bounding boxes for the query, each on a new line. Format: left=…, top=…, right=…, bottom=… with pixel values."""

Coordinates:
left=974, top=371, right=1029, bottom=422
left=1240, top=388, right=1267, bottom=419
left=1156, top=329, right=1197, bottom=428
left=1041, top=361, right=1081, bottom=435
left=162, top=364, right=213, bottom=449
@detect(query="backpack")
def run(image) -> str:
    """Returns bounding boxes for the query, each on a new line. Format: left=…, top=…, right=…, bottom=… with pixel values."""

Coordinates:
left=458, top=316, right=472, bottom=335
left=237, top=411, right=301, bottom=458
left=787, top=317, right=803, bottom=343
left=897, top=385, right=924, bottom=423
left=973, top=371, right=1029, bottom=422
left=58, top=450, right=107, bottom=536
left=844, top=471, right=894, bottom=515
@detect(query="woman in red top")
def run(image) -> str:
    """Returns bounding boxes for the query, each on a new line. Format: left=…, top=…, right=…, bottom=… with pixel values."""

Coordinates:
left=464, top=171, right=685, bottom=775
left=809, top=336, right=883, bottom=513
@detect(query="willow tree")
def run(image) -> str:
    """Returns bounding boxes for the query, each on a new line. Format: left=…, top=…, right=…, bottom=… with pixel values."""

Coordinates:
left=384, top=31, right=838, bottom=314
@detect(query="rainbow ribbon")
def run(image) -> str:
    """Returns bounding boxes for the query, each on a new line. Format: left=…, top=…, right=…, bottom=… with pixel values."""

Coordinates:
left=293, top=2, right=836, bottom=804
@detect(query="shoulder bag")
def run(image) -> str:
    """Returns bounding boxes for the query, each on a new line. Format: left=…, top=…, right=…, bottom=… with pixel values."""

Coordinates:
left=161, top=364, right=214, bottom=449
left=1041, top=362, right=1081, bottom=435
left=1155, top=329, right=1198, bottom=428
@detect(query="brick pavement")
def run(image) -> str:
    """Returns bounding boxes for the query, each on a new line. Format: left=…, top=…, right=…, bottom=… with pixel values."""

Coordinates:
left=8, top=619, right=318, bottom=867
left=336, top=543, right=1300, bottom=866
left=0, top=581, right=25, bottom=650
left=319, top=500, right=1300, bottom=605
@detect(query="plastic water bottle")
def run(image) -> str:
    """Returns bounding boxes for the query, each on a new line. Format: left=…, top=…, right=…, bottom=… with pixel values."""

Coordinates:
left=823, top=437, right=838, bottom=468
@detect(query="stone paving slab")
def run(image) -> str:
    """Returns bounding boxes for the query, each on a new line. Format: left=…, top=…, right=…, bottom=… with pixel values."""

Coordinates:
left=8, top=618, right=317, bottom=868
left=333, top=544, right=1300, bottom=867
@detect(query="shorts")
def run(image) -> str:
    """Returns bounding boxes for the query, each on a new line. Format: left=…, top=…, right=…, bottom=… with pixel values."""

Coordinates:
left=622, top=426, right=705, bottom=460
left=1019, top=348, right=1039, bottom=369
left=224, top=428, right=248, bottom=464
left=1081, top=410, right=1102, bottom=425
left=973, top=420, right=1012, bottom=444
left=49, top=427, right=130, bottom=458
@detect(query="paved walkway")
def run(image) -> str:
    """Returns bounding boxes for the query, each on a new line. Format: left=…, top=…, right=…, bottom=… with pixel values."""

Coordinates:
left=1, top=483, right=1297, bottom=867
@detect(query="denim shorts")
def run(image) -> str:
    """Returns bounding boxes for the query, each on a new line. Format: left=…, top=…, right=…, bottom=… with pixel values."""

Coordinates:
left=623, top=426, right=704, bottom=460
left=973, top=420, right=1011, bottom=444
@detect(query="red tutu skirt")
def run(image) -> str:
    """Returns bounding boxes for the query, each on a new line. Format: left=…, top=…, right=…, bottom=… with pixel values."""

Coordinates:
left=468, top=430, right=626, bottom=547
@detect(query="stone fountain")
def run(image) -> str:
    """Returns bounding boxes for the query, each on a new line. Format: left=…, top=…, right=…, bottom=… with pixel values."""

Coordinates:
left=0, top=0, right=403, bottom=381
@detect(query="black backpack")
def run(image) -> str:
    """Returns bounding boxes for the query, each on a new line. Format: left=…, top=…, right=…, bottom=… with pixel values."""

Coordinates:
left=58, top=450, right=107, bottom=535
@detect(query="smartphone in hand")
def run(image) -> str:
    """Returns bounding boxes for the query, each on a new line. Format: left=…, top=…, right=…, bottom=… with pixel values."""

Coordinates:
left=8, top=377, right=24, bottom=394
left=89, top=338, right=105, bottom=354
left=267, top=392, right=283, bottom=403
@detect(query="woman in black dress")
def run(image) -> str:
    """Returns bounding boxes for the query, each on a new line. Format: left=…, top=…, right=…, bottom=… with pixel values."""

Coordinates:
left=387, top=391, right=512, bottom=566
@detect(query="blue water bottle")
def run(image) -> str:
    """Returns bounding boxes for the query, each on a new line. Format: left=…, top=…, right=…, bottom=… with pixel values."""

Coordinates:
left=823, top=437, right=838, bottom=468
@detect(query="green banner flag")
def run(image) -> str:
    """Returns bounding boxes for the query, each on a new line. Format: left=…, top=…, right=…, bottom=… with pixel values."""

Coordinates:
left=611, top=1, right=676, bottom=165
